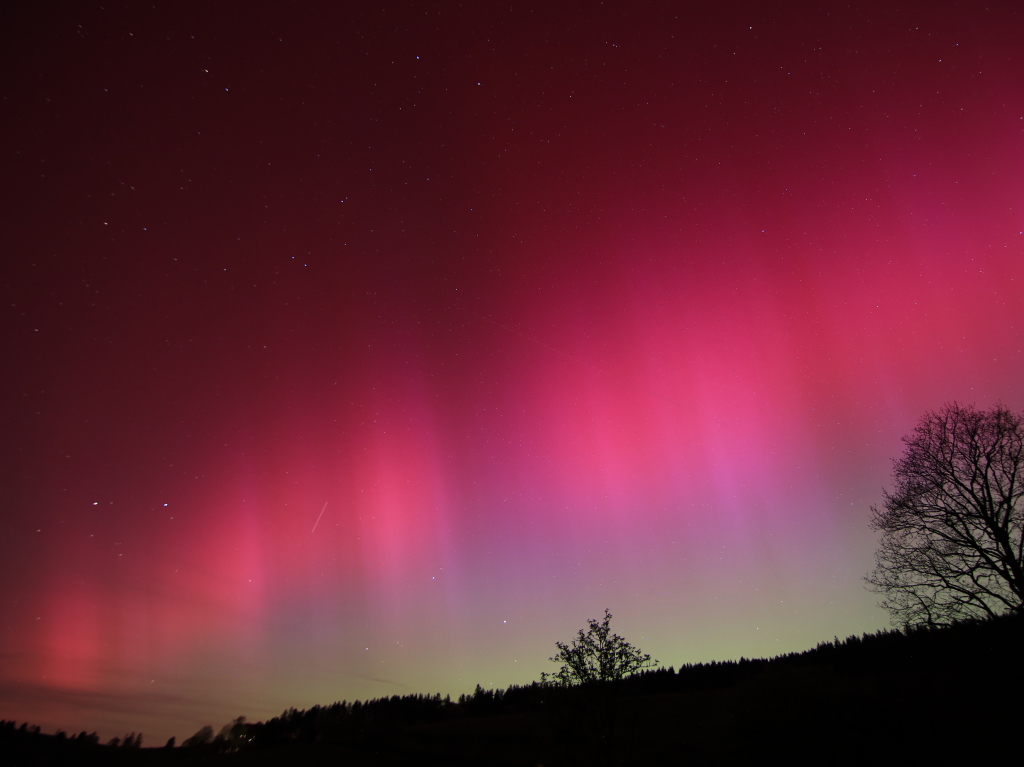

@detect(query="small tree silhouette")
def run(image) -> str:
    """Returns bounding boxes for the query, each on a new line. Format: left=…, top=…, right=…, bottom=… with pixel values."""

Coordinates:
left=543, top=609, right=658, bottom=764
left=543, top=609, right=657, bottom=687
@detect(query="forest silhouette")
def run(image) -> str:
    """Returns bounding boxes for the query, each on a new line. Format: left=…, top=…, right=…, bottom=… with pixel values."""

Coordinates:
left=4, top=612, right=1022, bottom=765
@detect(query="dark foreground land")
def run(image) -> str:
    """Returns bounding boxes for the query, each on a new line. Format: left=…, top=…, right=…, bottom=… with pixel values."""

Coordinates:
left=5, top=614, right=1023, bottom=766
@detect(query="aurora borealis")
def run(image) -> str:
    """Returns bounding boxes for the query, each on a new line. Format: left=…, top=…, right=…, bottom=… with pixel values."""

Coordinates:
left=3, top=0, right=1024, bottom=744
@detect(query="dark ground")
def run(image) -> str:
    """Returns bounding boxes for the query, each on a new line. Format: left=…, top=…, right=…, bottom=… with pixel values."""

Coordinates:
left=6, top=614, right=1022, bottom=766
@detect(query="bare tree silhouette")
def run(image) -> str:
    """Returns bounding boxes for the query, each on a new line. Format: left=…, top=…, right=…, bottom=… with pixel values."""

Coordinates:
left=543, top=609, right=657, bottom=765
left=543, top=609, right=657, bottom=686
left=867, top=403, right=1024, bottom=627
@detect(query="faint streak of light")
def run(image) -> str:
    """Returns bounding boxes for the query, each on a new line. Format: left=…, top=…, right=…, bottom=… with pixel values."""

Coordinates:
left=311, top=502, right=328, bottom=533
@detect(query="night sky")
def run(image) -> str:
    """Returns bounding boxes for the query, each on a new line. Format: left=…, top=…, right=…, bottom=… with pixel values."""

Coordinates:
left=3, top=0, right=1024, bottom=744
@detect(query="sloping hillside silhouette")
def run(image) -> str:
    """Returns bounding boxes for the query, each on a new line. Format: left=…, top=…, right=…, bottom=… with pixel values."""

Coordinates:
left=4, top=613, right=1021, bottom=765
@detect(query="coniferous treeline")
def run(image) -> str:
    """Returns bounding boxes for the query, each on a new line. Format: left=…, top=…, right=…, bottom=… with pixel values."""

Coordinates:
left=0, top=719, right=142, bottom=760
left=0, top=719, right=101, bottom=748
left=179, top=611, right=1024, bottom=752
left=6, top=612, right=1021, bottom=763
